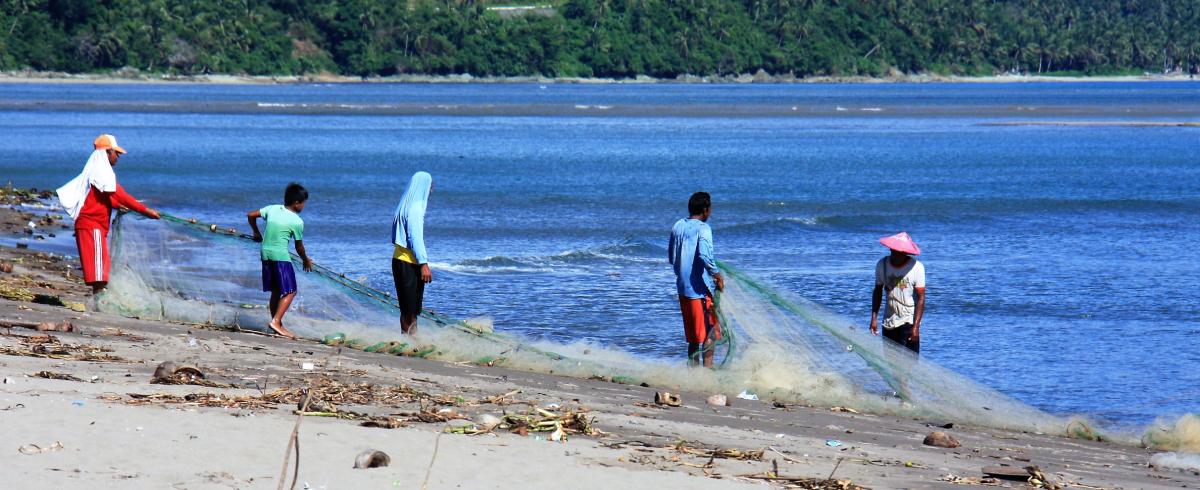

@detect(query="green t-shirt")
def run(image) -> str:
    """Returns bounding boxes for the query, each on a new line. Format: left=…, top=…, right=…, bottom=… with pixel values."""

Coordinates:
left=259, top=204, right=304, bottom=262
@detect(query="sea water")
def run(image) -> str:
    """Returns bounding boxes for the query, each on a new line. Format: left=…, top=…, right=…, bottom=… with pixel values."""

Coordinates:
left=1, top=81, right=1198, bottom=428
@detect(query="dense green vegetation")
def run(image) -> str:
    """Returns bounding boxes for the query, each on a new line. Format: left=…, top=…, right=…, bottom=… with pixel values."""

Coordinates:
left=2, top=0, right=1198, bottom=78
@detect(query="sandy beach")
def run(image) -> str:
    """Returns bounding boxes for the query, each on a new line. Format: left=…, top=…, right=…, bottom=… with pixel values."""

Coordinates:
left=1, top=192, right=1197, bottom=489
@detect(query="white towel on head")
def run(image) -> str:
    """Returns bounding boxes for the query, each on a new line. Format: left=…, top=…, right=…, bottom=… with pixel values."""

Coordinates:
left=56, top=149, right=116, bottom=219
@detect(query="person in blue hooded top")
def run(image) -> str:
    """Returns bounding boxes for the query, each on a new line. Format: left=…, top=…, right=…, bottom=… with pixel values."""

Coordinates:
left=391, top=171, right=433, bottom=335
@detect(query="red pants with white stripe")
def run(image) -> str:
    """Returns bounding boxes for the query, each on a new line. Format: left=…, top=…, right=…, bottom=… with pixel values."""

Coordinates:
left=75, top=227, right=110, bottom=284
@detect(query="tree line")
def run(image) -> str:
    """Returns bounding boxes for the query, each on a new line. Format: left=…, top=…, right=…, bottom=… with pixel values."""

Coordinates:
left=2, top=0, right=1197, bottom=78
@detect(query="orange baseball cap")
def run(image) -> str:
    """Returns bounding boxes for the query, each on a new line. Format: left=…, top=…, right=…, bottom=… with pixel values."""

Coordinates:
left=93, top=134, right=127, bottom=154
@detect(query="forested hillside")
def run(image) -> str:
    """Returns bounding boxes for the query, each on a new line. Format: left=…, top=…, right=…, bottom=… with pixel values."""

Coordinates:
left=2, top=0, right=1197, bottom=78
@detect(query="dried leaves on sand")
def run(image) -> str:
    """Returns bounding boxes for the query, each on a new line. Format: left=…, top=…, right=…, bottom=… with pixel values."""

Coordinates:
left=116, top=377, right=431, bottom=411
left=0, top=337, right=128, bottom=362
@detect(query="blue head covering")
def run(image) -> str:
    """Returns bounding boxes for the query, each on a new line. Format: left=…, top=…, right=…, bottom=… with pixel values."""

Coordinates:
left=391, top=171, right=432, bottom=263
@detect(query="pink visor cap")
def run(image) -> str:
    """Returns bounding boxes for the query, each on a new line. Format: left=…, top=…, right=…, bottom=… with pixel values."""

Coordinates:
left=879, top=232, right=921, bottom=255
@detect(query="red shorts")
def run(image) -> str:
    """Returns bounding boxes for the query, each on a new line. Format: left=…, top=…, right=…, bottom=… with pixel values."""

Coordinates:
left=75, top=227, right=110, bottom=284
left=679, top=295, right=721, bottom=344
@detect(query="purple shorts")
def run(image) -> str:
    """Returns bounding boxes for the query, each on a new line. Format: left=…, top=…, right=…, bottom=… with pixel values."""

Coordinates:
left=261, top=260, right=297, bottom=295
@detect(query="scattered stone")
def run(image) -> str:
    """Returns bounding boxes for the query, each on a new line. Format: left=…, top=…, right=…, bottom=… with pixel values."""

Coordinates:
left=153, top=361, right=180, bottom=379
left=706, top=394, right=729, bottom=406
left=923, top=431, right=961, bottom=448
left=475, top=413, right=502, bottom=430
left=353, top=450, right=391, bottom=469
left=35, top=321, right=73, bottom=333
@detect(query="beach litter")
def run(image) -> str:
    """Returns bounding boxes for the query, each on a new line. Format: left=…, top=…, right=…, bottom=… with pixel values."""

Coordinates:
left=18, top=441, right=64, bottom=455
left=736, top=389, right=759, bottom=401
left=654, top=391, right=682, bottom=407
left=825, top=440, right=843, bottom=447
left=0, top=263, right=12, bottom=273
left=353, top=450, right=391, bottom=469
left=936, top=474, right=1003, bottom=486
left=923, top=431, right=961, bottom=448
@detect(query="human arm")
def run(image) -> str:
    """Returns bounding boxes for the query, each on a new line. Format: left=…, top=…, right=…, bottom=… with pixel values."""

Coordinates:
left=667, top=230, right=676, bottom=266
left=246, top=210, right=263, bottom=242
left=910, top=287, right=925, bottom=341
left=909, top=263, right=926, bottom=341
left=407, top=214, right=433, bottom=283
left=294, top=240, right=313, bottom=272
left=870, top=284, right=883, bottom=335
left=112, top=185, right=159, bottom=219
left=699, top=226, right=723, bottom=291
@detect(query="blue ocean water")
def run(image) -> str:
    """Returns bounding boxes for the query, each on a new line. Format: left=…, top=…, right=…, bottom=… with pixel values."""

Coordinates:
left=2, top=82, right=1198, bottom=428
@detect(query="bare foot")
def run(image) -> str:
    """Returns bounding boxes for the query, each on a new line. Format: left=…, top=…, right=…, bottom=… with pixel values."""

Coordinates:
left=267, top=320, right=297, bottom=339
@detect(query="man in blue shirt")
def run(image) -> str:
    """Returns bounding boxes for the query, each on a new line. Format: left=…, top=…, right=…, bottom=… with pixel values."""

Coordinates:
left=668, top=191, right=725, bottom=367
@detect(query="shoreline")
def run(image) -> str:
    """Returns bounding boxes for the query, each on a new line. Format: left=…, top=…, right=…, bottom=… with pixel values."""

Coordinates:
left=1, top=190, right=1198, bottom=487
left=1, top=69, right=1196, bottom=86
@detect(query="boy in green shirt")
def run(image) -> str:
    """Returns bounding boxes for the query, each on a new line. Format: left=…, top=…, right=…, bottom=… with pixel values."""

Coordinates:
left=247, top=183, right=313, bottom=339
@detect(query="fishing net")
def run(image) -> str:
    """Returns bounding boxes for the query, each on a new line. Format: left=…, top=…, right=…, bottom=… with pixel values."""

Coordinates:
left=102, top=213, right=1082, bottom=436
left=102, top=213, right=643, bottom=379
left=717, top=263, right=1071, bottom=433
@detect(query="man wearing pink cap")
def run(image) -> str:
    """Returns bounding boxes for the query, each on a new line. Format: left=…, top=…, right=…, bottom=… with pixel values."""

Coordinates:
left=870, top=232, right=925, bottom=354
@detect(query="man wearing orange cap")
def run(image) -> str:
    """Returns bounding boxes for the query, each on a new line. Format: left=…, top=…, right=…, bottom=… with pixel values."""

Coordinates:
left=870, top=232, right=925, bottom=354
left=56, top=134, right=160, bottom=302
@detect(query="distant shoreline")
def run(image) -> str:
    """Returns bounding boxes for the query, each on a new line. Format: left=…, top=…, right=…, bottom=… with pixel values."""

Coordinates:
left=1, top=69, right=1196, bottom=85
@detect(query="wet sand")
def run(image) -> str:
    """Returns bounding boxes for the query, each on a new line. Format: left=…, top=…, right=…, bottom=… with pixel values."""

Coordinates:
left=0, top=195, right=1196, bottom=489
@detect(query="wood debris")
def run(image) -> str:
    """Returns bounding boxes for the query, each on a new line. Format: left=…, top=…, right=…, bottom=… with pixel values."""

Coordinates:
left=668, top=440, right=765, bottom=461
left=738, top=473, right=865, bottom=490
left=31, top=370, right=83, bottom=382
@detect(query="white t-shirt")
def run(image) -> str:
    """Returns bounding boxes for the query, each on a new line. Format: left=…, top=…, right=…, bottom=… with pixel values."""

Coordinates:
left=875, top=257, right=926, bottom=329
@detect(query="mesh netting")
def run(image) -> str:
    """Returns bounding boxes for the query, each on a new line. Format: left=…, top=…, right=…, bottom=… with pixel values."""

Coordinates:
left=102, top=213, right=1087, bottom=437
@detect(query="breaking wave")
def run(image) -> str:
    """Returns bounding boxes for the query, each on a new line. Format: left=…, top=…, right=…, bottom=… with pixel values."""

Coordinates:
left=440, top=239, right=661, bottom=274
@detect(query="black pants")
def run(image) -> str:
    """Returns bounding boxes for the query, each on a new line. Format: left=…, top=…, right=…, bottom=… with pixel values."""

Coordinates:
left=883, top=323, right=920, bottom=354
left=391, top=259, right=425, bottom=317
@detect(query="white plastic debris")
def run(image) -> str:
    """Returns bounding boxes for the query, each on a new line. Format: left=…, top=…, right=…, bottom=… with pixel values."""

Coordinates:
left=301, top=362, right=315, bottom=370
left=736, top=390, right=759, bottom=401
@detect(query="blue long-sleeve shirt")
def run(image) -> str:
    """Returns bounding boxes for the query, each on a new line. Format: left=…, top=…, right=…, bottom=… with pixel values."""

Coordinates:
left=391, top=171, right=432, bottom=264
left=668, top=218, right=718, bottom=299
left=392, top=211, right=427, bottom=263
